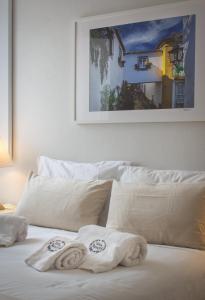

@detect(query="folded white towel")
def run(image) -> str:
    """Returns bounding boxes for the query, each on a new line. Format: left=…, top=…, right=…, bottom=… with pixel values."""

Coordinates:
left=25, top=236, right=87, bottom=272
left=78, top=225, right=147, bottom=273
left=0, top=215, right=28, bottom=247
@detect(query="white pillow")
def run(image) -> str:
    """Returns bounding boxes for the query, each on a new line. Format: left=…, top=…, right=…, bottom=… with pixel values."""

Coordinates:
left=38, top=156, right=136, bottom=180
left=118, top=166, right=205, bottom=183
left=16, top=173, right=112, bottom=231
left=107, top=180, right=205, bottom=249
left=37, top=156, right=136, bottom=227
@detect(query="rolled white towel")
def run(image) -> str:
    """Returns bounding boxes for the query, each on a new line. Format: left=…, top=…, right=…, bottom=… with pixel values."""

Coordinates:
left=77, top=225, right=147, bottom=273
left=120, top=235, right=147, bottom=267
left=25, top=236, right=87, bottom=272
left=0, top=215, right=28, bottom=247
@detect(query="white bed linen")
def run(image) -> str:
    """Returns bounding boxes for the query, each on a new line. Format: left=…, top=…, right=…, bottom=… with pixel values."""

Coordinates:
left=0, top=225, right=205, bottom=300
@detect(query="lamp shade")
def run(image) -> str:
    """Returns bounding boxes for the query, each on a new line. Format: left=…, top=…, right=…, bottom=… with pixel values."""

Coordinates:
left=0, top=138, right=11, bottom=165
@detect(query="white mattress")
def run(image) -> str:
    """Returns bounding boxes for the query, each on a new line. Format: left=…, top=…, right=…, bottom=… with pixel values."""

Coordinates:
left=1, top=225, right=205, bottom=300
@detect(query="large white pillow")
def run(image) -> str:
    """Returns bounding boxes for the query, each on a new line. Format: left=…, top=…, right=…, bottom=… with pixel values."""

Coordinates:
left=16, top=174, right=112, bottom=231
left=37, top=156, right=135, bottom=227
left=107, top=180, right=205, bottom=249
left=38, top=156, right=136, bottom=180
left=118, top=166, right=205, bottom=183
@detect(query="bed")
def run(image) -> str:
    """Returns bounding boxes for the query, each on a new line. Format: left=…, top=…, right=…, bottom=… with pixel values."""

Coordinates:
left=2, top=158, right=205, bottom=300
left=1, top=225, right=205, bottom=300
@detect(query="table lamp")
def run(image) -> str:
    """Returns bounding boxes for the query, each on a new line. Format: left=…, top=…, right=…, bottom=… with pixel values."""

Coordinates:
left=0, top=138, right=11, bottom=210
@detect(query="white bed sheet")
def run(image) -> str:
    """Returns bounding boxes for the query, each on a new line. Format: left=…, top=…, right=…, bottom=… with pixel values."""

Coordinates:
left=0, top=225, right=205, bottom=300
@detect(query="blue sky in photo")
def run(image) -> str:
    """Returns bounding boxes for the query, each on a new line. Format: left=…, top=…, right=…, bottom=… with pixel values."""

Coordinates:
left=113, top=16, right=184, bottom=52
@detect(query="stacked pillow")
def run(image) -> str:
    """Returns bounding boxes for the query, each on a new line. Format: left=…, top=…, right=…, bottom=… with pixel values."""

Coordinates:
left=117, top=165, right=205, bottom=184
left=38, top=156, right=136, bottom=180
left=106, top=180, right=205, bottom=250
left=16, top=173, right=112, bottom=231
left=106, top=166, right=205, bottom=250
left=16, top=157, right=135, bottom=229
left=37, top=156, right=136, bottom=226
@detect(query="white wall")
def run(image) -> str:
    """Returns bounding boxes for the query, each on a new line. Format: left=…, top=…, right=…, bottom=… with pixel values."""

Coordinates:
left=0, top=0, right=12, bottom=155
left=0, top=0, right=205, bottom=204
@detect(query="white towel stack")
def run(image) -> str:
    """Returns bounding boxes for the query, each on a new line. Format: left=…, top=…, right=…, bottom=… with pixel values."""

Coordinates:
left=25, top=236, right=87, bottom=272
left=25, top=225, right=147, bottom=273
left=0, top=215, right=28, bottom=247
left=77, top=225, right=147, bottom=273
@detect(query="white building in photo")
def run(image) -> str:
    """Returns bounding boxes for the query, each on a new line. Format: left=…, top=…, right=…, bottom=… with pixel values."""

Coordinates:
left=89, top=27, right=163, bottom=111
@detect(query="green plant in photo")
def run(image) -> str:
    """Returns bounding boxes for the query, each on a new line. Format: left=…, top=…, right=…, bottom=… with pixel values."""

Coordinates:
left=174, top=64, right=184, bottom=77
left=100, top=81, right=157, bottom=111
left=100, top=85, right=117, bottom=111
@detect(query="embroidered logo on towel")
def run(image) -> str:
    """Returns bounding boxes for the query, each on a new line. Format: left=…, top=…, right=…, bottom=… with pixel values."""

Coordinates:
left=89, top=239, right=106, bottom=254
left=47, top=240, right=66, bottom=252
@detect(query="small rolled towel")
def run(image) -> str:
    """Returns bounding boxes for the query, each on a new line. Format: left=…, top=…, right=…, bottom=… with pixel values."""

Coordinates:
left=120, top=235, right=147, bottom=267
left=77, top=225, right=147, bottom=273
left=0, top=215, right=28, bottom=247
left=25, top=236, right=87, bottom=272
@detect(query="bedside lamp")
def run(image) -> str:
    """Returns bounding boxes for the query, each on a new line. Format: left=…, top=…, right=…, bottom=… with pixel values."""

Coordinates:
left=0, top=138, right=11, bottom=165
left=0, top=138, right=11, bottom=210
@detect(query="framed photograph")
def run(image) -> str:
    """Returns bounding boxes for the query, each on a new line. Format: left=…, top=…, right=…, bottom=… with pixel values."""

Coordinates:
left=0, top=0, right=12, bottom=156
left=75, top=0, right=205, bottom=123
